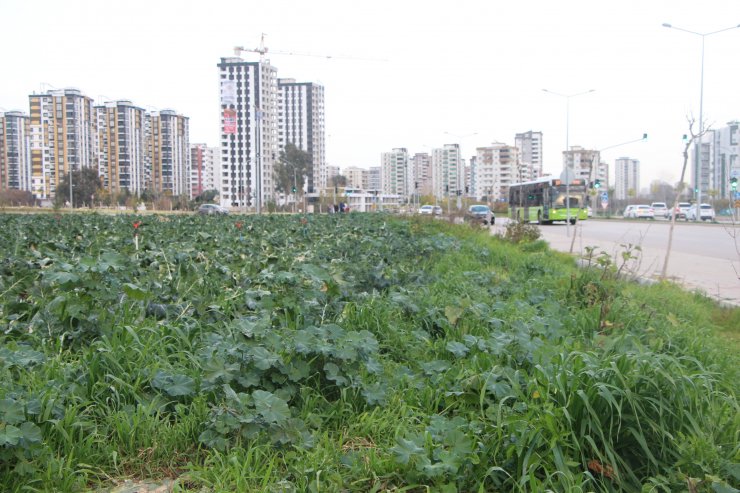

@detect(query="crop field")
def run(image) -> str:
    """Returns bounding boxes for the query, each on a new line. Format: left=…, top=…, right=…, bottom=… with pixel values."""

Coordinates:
left=0, top=213, right=737, bottom=492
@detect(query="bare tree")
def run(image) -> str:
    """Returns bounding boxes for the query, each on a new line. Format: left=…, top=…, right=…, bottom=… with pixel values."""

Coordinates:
left=661, top=117, right=708, bottom=279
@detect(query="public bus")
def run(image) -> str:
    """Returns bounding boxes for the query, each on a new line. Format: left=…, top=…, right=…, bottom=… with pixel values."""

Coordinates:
left=508, top=176, right=588, bottom=224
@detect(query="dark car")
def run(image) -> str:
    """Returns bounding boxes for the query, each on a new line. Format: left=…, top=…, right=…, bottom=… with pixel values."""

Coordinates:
left=466, top=204, right=494, bottom=225
left=198, top=204, right=229, bottom=215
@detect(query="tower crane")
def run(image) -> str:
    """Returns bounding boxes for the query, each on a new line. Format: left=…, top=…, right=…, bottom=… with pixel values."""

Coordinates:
left=233, top=33, right=386, bottom=61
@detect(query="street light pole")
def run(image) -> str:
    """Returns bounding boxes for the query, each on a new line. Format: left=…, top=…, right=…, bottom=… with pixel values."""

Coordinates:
left=542, top=89, right=595, bottom=236
left=662, top=22, right=740, bottom=221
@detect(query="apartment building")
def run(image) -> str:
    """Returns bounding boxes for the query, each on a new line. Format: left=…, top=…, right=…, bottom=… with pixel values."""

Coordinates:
left=147, top=110, right=190, bottom=196
left=277, top=79, right=326, bottom=192
left=28, top=88, right=97, bottom=199
left=344, top=166, right=368, bottom=190
left=563, top=146, right=607, bottom=184
left=701, top=122, right=739, bottom=200
left=218, top=56, right=278, bottom=210
left=190, top=144, right=219, bottom=198
left=431, top=144, right=463, bottom=199
left=411, top=152, right=432, bottom=196
left=381, top=148, right=409, bottom=196
left=614, top=157, right=640, bottom=200
left=515, top=131, right=543, bottom=179
left=0, top=111, right=31, bottom=192
left=367, top=166, right=381, bottom=191
left=95, top=101, right=147, bottom=196
left=473, top=143, right=522, bottom=201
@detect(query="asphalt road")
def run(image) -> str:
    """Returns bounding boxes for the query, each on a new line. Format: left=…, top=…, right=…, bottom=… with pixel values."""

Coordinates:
left=491, top=217, right=740, bottom=307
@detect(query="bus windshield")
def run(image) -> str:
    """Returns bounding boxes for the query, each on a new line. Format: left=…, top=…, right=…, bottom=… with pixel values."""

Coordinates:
left=552, top=187, right=583, bottom=209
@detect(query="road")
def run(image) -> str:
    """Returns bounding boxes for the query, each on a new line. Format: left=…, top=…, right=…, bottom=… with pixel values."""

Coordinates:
left=491, top=218, right=740, bottom=307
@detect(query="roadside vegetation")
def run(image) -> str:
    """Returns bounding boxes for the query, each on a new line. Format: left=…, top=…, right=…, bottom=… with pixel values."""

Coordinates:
left=0, top=213, right=737, bottom=492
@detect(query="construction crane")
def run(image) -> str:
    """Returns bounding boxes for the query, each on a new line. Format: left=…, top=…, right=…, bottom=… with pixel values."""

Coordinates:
left=234, top=33, right=386, bottom=62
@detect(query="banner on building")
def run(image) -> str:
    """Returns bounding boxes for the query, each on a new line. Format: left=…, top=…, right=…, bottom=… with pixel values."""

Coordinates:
left=222, top=80, right=236, bottom=105
left=223, top=109, right=237, bottom=134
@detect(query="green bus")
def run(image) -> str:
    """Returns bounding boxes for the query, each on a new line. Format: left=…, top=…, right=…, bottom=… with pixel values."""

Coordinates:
left=508, top=176, right=588, bottom=224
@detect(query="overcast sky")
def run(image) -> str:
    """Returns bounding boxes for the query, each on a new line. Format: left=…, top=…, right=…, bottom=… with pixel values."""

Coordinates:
left=2, top=0, right=739, bottom=188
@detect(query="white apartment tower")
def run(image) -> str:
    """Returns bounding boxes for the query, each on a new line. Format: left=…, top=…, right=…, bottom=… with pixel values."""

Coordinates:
left=0, top=111, right=32, bottom=192
left=147, top=110, right=190, bottom=196
left=614, top=157, right=640, bottom=200
left=278, top=79, right=326, bottom=192
left=95, top=101, right=147, bottom=196
left=218, top=57, right=278, bottom=210
left=411, top=152, right=432, bottom=196
left=368, top=166, right=381, bottom=191
left=381, top=148, right=410, bottom=197
left=473, top=144, right=522, bottom=201
left=703, top=122, right=739, bottom=200
left=431, top=144, right=463, bottom=199
left=515, top=131, right=543, bottom=179
left=344, top=166, right=368, bottom=190
left=563, top=147, right=607, bottom=184
left=28, top=88, right=97, bottom=199
left=190, top=144, right=219, bottom=198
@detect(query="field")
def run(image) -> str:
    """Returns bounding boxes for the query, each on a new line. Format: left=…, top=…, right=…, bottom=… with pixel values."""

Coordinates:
left=0, top=213, right=737, bottom=492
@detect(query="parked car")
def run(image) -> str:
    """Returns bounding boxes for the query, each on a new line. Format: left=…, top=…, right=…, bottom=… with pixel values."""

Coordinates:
left=669, top=202, right=691, bottom=219
left=627, top=204, right=655, bottom=219
left=622, top=205, right=635, bottom=218
left=466, top=204, right=495, bottom=225
left=418, top=204, right=442, bottom=215
left=686, top=203, right=715, bottom=221
left=198, top=203, right=229, bottom=215
left=651, top=202, right=668, bottom=218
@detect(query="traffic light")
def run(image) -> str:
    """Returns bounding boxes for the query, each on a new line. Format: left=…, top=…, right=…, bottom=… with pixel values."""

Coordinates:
left=731, top=177, right=738, bottom=191
left=594, top=179, right=601, bottom=189
left=292, top=186, right=297, bottom=193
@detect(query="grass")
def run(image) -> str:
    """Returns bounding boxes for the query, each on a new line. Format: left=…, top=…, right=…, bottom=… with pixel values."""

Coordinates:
left=0, top=213, right=737, bottom=492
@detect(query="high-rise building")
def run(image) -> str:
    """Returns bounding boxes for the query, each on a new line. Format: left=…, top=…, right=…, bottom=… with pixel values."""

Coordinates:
left=411, top=152, right=432, bottom=196
left=563, top=146, right=607, bottom=184
left=218, top=56, right=278, bottom=210
left=28, top=88, right=97, bottom=199
left=614, top=157, right=640, bottom=200
left=702, top=122, right=739, bottom=200
left=277, top=79, right=326, bottom=192
left=381, top=148, right=409, bottom=197
left=344, top=166, right=368, bottom=190
left=515, top=131, right=543, bottom=179
left=95, top=101, right=147, bottom=196
left=473, top=143, right=522, bottom=201
left=0, top=111, right=31, bottom=192
left=431, top=144, right=463, bottom=199
left=368, top=166, right=381, bottom=191
left=147, top=110, right=190, bottom=196
left=190, top=144, right=219, bottom=198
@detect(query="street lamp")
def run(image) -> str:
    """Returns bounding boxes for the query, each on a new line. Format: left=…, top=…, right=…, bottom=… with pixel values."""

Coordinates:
left=542, top=89, right=595, bottom=236
left=662, top=22, right=740, bottom=221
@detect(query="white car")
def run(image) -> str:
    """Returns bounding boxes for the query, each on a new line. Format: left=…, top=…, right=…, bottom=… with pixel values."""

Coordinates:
left=669, top=202, right=692, bottom=219
left=651, top=202, right=668, bottom=218
left=686, top=203, right=715, bottom=221
left=418, top=204, right=442, bottom=215
left=622, top=205, right=635, bottom=218
left=626, top=205, right=654, bottom=219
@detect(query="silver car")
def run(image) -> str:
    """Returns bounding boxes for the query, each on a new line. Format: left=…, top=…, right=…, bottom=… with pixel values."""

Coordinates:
left=198, top=203, right=229, bottom=215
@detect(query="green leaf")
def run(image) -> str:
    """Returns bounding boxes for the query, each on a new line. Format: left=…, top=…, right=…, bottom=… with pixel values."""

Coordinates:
left=446, top=341, right=469, bottom=358
left=123, top=283, right=149, bottom=301
left=0, top=398, right=25, bottom=425
left=391, top=436, right=426, bottom=465
left=0, top=424, right=22, bottom=446
left=252, top=390, right=290, bottom=425
left=151, top=371, right=195, bottom=397
left=19, top=422, right=42, bottom=444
